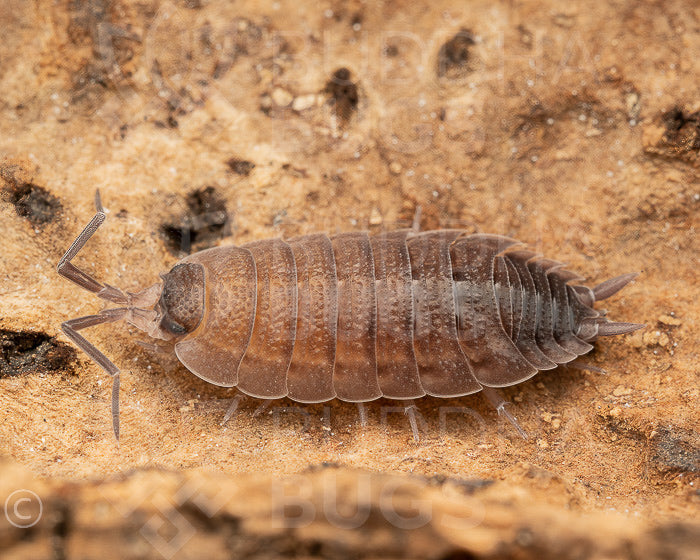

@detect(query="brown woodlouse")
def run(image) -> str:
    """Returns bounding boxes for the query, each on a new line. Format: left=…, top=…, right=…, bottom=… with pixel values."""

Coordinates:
left=57, top=194, right=643, bottom=440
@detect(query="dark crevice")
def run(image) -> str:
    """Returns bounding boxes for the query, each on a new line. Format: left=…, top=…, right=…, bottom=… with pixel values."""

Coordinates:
left=437, top=29, right=476, bottom=78
left=160, top=187, right=230, bottom=255
left=0, top=329, right=77, bottom=378
left=324, top=68, right=359, bottom=122
left=1, top=165, right=62, bottom=227
left=226, top=158, right=256, bottom=176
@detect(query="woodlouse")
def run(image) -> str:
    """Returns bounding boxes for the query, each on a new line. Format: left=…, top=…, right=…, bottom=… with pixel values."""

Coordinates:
left=57, top=194, right=643, bottom=440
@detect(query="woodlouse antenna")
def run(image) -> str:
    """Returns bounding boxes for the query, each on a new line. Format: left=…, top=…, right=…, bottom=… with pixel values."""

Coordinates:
left=56, top=191, right=166, bottom=440
left=57, top=191, right=129, bottom=306
left=60, top=310, right=125, bottom=439
left=57, top=191, right=129, bottom=439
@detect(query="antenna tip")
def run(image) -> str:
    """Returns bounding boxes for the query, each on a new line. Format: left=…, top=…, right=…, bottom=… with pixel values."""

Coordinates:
left=94, top=190, right=104, bottom=213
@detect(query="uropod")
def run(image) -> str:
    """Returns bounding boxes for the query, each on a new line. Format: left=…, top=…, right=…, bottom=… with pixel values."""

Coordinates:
left=57, top=193, right=644, bottom=440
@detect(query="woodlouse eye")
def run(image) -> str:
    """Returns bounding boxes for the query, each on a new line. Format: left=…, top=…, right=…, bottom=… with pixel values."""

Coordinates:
left=157, top=262, right=205, bottom=335
left=160, top=315, right=188, bottom=335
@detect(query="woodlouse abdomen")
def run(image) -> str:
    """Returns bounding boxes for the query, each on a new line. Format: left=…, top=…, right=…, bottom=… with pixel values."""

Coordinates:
left=57, top=196, right=643, bottom=438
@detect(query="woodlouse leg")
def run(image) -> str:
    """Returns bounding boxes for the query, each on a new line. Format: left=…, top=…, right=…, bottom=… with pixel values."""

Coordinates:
left=566, top=361, right=606, bottom=374
left=252, top=399, right=273, bottom=417
left=57, top=191, right=128, bottom=305
left=356, top=402, right=368, bottom=427
left=402, top=400, right=426, bottom=443
left=322, top=406, right=332, bottom=436
left=411, top=205, right=422, bottom=232
left=134, top=339, right=172, bottom=354
left=481, top=387, right=528, bottom=440
left=61, top=308, right=128, bottom=440
left=221, top=393, right=245, bottom=426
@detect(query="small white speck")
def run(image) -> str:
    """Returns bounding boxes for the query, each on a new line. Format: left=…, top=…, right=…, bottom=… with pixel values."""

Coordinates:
left=324, top=9, right=334, bottom=18
left=629, top=119, right=637, bottom=126
left=578, top=114, right=587, bottom=121
left=352, top=23, right=361, bottom=31
left=531, top=155, right=538, bottom=162
left=546, top=118, right=554, bottom=125
left=607, top=170, right=614, bottom=177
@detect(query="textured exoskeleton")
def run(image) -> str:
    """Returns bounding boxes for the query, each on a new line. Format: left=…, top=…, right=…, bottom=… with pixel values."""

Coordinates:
left=58, top=195, right=643, bottom=439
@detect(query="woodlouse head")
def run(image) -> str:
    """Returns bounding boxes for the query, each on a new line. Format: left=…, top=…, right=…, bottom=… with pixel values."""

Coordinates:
left=100, top=263, right=205, bottom=343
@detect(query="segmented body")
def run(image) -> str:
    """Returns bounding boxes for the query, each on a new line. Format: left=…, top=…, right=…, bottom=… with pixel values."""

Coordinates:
left=170, top=230, right=629, bottom=402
